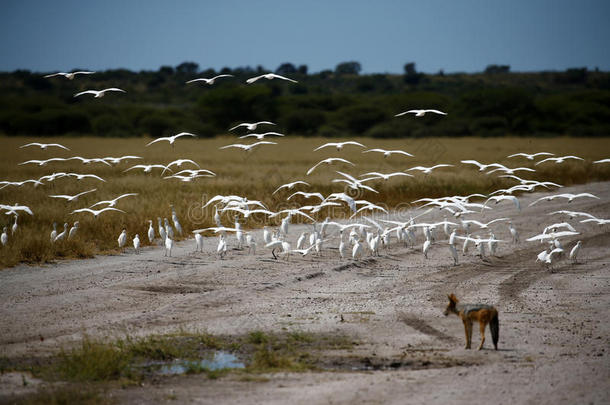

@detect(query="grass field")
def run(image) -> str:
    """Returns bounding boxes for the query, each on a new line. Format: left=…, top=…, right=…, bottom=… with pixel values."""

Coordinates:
left=0, top=135, right=609, bottom=268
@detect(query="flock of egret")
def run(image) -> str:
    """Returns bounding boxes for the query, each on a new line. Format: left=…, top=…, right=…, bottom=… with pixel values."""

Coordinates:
left=1, top=70, right=608, bottom=273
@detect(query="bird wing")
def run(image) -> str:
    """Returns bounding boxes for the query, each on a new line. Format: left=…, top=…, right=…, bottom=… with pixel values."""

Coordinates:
left=246, top=75, right=265, bottom=84
left=74, top=90, right=97, bottom=97
left=270, top=74, right=298, bottom=83
left=186, top=78, right=210, bottom=84
left=426, top=109, right=447, bottom=115
left=306, top=161, right=324, bottom=175
left=313, top=143, right=333, bottom=151
left=102, top=88, right=126, bottom=93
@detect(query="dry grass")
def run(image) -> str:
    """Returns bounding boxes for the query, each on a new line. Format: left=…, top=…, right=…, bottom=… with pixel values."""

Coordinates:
left=0, top=135, right=609, bottom=268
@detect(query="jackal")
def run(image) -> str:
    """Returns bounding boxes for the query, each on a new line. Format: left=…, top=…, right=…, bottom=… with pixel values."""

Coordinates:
left=444, top=293, right=499, bottom=350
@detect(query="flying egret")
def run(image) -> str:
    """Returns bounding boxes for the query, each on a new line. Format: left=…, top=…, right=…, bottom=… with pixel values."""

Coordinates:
left=146, top=132, right=197, bottom=147
left=246, top=73, right=298, bottom=84
left=90, top=193, right=138, bottom=208
left=362, top=148, right=413, bottom=158
left=71, top=207, right=125, bottom=218
left=44, top=71, right=95, bottom=80
left=306, top=158, right=355, bottom=175
left=360, top=171, right=414, bottom=181
left=507, top=152, right=554, bottom=160
left=19, top=158, right=70, bottom=166
left=66, top=173, right=106, bottom=182
left=229, top=121, right=276, bottom=132
left=102, top=155, right=142, bottom=165
left=483, top=195, right=521, bottom=211
left=20, top=142, right=70, bottom=151
left=529, top=193, right=600, bottom=206
left=395, top=109, right=447, bottom=117
left=161, top=159, right=201, bottom=175
left=406, top=164, right=454, bottom=174
left=124, top=164, right=172, bottom=173
left=219, top=141, right=278, bottom=152
left=272, top=181, right=310, bottom=195
left=238, top=132, right=284, bottom=140
left=49, top=188, right=96, bottom=202
left=535, top=155, right=584, bottom=165
left=74, top=88, right=126, bottom=98
left=287, top=191, right=325, bottom=201
left=186, top=74, right=234, bottom=85
left=313, top=141, right=366, bottom=152
left=0, top=179, right=44, bottom=190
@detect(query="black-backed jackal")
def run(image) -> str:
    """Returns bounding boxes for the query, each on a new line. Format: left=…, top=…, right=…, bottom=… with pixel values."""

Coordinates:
left=444, top=293, right=499, bottom=350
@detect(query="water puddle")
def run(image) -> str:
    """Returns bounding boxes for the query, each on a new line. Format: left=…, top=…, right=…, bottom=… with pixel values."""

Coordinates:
left=155, top=351, right=245, bottom=375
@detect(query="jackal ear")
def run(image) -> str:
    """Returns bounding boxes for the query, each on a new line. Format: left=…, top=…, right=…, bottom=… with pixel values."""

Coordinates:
left=448, top=293, right=457, bottom=302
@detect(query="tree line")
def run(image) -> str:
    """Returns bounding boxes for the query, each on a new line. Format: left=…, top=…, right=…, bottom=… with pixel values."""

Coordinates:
left=0, top=62, right=608, bottom=138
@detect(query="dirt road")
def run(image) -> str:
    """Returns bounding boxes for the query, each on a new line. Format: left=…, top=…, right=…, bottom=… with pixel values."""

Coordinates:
left=1, top=182, right=609, bottom=404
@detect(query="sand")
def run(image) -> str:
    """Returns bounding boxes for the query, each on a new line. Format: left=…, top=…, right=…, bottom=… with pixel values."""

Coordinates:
left=1, top=182, right=609, bottom=404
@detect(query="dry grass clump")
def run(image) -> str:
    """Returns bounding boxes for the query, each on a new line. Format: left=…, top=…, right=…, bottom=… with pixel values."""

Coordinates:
left=0, top=135, right=608, bottom=267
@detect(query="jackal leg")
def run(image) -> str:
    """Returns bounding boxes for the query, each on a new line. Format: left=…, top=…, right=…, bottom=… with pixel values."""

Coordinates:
left=478, top=321, right=486, bottom=350
left=463, top=319, right=472, bottom=349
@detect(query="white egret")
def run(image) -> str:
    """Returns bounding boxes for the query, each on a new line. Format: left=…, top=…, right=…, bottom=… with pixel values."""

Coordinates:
left=406, top=164, right=454, bottom=174
left=170, top=205, right=183, bottom=236
left=508, top=222, right=519, bottom=244
left=186, top=74, right=233, bottom=85
left=20, top=142, right=70, bottom=151
left=65, top=173, right=106, bottom=182
left=165, top=235, right=174, bottom=257
left=483, top=195, right=521, bottom=211
left=0, top=179, right=44, bottom=190
left=117, top=229, right=127, bottom=249
left=569, top=241, right=581, bottom=263
left=287, top=191, right=325, bottom=201
left=19, top=158, right=70, bottom=166
left=449, top=243, right=458, bottom=266
left=360, top=171, right=414, bottom=181
left=49, top=188, right=96, bottom=202
left=1, top=227, right=7, bottom=246
left=146, top=132, right=197, bottom=147
left=161, top=159, right=201, bottom=175
left=102, top=156, right=142, bottom=165
left=124, top=164, right=172, bottom=173
left=362, top=148, right=413, bottom=158
left=0, top=204, right=33, bottom=216
left=219, top=141, right=277, bottom=152
left=423, top=238, right=431, bottom=259
left=50, top=222, right=58, bottom=242
left=44, top=71, right=95, bottom=80
left=68, top=221, right=79, bottom=239
left=395, top=109, right=447, bottom=117
left=195, top=232, right=204, bottom=252
left=74, top=88, right=126, bottom=98
left=535, top=155, right=584, bottom=165
left=507, top=152, right=554, bottom=160
left=90, top=193, right=138, bottom=208
left=272, top=181, right=310, bottom=195
left=313, top=141, right=366, bottom=152
left=164, top=218, right=174, bottom=240
left=133, top=234, right=141, bottom=254
left=229, top=121, right=276, bottom=132
left=529, top=193, right=600, bottom=206
left=147, top=220, right=155, bottom=242
left=306, top=158, right=355, bottom=175
left=238, top=132, right=284, bottom=140
left=71, top=207, right=125, bottom=218
left=246, top=73, right=297, bottom=84
left=158, top=218, right=166, bottom=242
left=580, top=218, right=610, bottom=225
left=217, top=235, right=227, bottom=258
left=54, top=223, right=69, bottom=242
left=10, top=215, right=18, bottom=234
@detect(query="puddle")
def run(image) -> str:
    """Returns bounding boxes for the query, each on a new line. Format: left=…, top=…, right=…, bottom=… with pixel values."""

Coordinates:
left=155, top=351, right=245, bottom=375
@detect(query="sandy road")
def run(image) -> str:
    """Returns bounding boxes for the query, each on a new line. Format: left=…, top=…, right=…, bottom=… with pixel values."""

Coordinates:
left=1, top=182, right=609, bottom=404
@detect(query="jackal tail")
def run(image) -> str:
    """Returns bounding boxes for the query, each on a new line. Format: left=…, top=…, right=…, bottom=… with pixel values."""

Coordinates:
left=490, top=312, right=499, bottom=350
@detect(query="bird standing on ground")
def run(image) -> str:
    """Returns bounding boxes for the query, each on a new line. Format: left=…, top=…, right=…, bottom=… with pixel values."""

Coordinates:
left=133, top=234, right=141, bottom=254
left=118, top=229, right=127, bottom=249
left=68, top=221, right=79, bottom=239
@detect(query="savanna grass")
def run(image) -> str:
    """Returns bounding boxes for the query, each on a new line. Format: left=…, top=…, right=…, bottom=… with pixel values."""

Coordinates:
left=1, top=135, right=609, bottom=268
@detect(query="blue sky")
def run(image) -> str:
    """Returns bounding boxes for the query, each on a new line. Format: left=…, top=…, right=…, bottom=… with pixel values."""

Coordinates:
left=1, top=0, right=609, bottom=74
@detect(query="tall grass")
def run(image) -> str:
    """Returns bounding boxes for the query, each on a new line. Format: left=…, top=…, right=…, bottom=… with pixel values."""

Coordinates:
left=0, top=135, right=609, bottom=267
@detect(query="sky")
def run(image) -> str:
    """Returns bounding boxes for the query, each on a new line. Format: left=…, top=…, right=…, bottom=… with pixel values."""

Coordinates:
left=1, top=0, right=609, bottom=74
